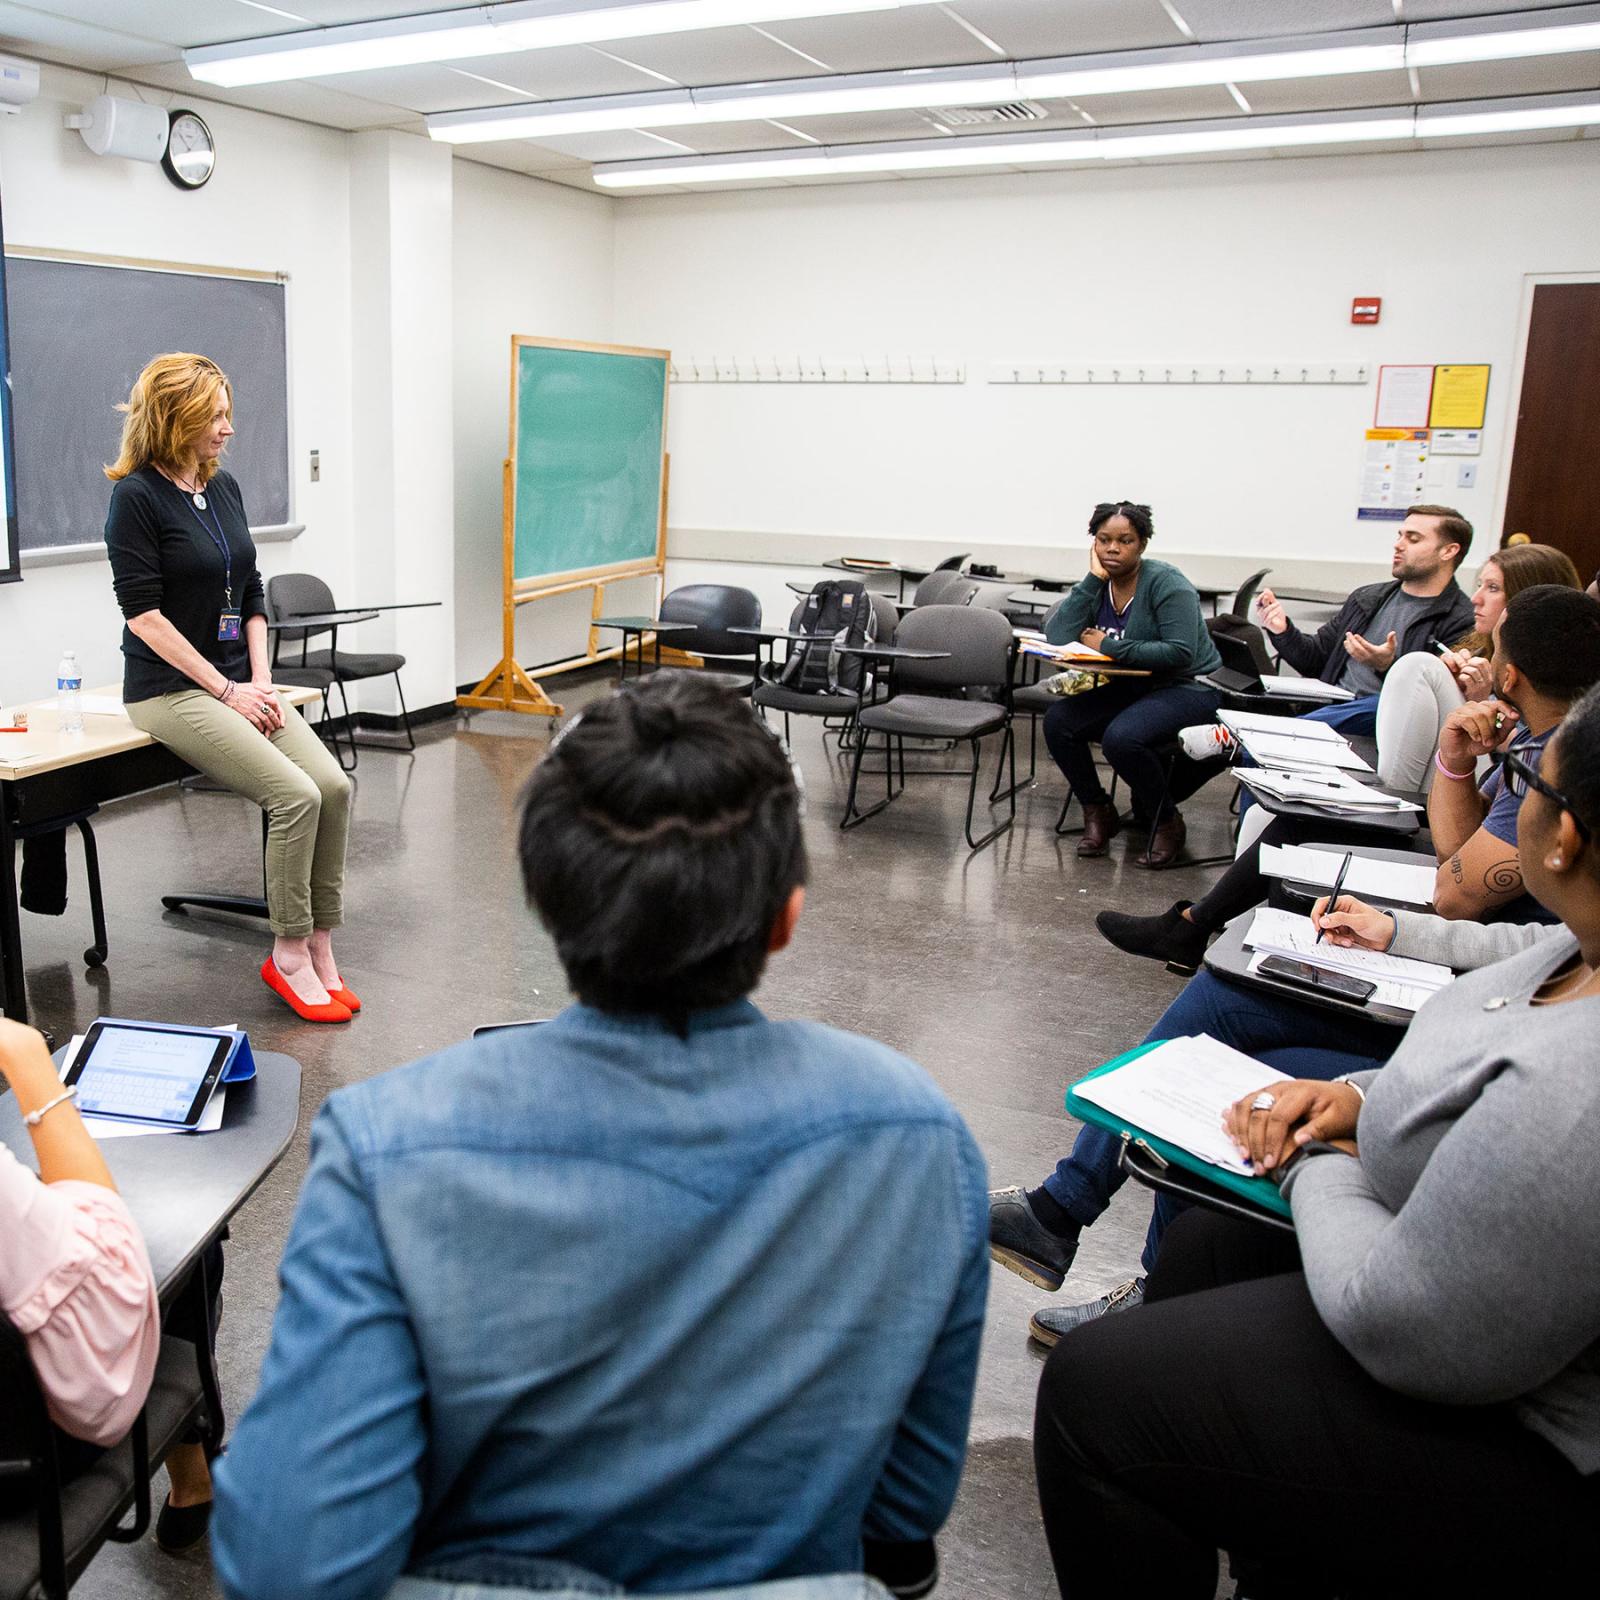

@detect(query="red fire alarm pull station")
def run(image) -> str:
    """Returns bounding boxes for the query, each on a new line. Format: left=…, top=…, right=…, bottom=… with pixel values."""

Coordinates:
left=1352, top=297, right=1382, bottom=324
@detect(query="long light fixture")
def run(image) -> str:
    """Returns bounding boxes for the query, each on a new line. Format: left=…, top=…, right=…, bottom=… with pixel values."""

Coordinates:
left=185, top=0, right=913, bottom=88
left=427, top=5, right=1600, bottom=144
left=589, top=94, right=1600, bottom=187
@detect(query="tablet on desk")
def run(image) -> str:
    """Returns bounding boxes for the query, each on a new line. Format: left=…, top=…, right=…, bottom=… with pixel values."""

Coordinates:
left=65, top=1021, right=234, bottom=1128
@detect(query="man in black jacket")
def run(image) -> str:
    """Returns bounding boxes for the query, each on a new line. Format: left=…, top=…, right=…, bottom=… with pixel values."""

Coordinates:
left=1254, top=504, right=1476, bottom=736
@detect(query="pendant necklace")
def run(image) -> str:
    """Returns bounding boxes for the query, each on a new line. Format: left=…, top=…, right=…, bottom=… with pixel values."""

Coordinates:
left=169, top=466, right=206, bottom=510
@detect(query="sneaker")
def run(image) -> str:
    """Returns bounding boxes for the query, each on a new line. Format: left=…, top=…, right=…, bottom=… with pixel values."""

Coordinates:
left=1178, top=723, right=1235, bottom=762
left=1094, top=901, right=1208, bottom=975
left=1027, top=1277, right=1145, bottom=1348
left=988, top=1186, right=1079, bottom=1291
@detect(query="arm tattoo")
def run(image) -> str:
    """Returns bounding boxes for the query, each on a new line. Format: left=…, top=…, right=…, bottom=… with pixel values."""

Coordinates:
left=1448, top=854, right=1464, bottom=885
left=1485, top=860, right=1522, bottom=894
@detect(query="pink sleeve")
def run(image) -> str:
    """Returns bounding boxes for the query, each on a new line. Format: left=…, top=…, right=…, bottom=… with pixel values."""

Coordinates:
left=1, top=1148, right=161, bottom=1447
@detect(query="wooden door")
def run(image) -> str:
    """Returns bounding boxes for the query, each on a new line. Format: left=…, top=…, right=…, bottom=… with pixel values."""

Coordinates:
left=1503, top=282, right=1600, bottom=586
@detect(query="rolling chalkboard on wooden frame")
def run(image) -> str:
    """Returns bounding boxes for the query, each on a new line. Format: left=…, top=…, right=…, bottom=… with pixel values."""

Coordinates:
left=5, top=248, right=291, bottom=557
left=460, top=335, right=670, bottom=718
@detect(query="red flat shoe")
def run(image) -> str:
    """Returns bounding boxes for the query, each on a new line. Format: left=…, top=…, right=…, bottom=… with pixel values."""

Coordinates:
left=327, top=984, right=361, bottom=1014
left=261, top=958, right=353, bottom=1023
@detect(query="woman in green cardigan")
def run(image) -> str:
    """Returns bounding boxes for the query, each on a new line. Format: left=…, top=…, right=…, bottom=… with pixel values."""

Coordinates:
left=1042, top=502, right=1222, bottom=867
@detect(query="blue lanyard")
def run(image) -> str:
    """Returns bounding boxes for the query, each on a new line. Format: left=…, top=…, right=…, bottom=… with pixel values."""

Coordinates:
left=183, top=486, right=234, bottom=607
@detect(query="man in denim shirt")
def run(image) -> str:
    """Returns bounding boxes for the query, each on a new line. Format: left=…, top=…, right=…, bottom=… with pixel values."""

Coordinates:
left=214, top=675, right=988, bottom=1600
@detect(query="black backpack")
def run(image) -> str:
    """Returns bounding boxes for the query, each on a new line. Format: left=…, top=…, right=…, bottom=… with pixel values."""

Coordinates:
left=780, top=580, right=878, bottom=694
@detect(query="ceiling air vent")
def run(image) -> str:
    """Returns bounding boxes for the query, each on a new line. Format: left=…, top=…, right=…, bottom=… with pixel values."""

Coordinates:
left=929, top=100, right=1050, bottom=128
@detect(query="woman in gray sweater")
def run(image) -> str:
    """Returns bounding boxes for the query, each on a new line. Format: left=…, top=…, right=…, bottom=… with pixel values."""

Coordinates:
left=1032, top=682, right=1600, bottom=1598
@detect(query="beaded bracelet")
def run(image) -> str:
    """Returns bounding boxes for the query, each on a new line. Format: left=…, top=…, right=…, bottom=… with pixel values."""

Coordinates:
left=218, top=680, right=236, bottom=705
left=1434, top=750, right=1474, bottom=782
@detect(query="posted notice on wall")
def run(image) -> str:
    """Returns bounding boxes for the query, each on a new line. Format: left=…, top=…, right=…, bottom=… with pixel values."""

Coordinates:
left=1429, top=364, right=1491, bottom=430
left=1373, top=364, right=1435, bottom=429
left=1358, top=428, right=1430, bottom=520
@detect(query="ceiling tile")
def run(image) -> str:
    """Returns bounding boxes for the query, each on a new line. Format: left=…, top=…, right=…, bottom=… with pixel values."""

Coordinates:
left=440, top=43, right=683, bottom=98
left=126, top=58, right=420, bottom=130
left=952, top=0, right=1189, bottom=58
left=650, top=118, right=830, bottom=153
left=758, top=7, right=995, bottom=74
left=584, top=25, right=831, bottom=88
left=524, top=126, right=721, bottom=162
left=1414, top=52, right=1600, bottom=102
left=1240, top=68, right=1415, bottom=114
left=0, top=1, right=172, bottom=68
left=1174, top=1, right=1394, bottom=44
left=307, top=61, right=540, bottom=112
left=455, top=144, right=589, bottom=177
left=1401, top=0, right=1567, bottom=17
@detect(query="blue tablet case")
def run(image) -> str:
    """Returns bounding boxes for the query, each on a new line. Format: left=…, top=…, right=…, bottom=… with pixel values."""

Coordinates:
left=90, top=1018, right=257, bottom=1083
left=1065, top=1041, right=1294, bottom=1222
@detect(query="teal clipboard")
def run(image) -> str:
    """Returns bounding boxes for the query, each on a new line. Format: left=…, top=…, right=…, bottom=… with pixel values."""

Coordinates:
left=1066, top=1042, right=1294, bottom=1222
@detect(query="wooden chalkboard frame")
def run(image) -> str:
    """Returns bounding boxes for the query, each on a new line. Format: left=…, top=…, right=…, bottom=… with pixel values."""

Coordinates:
left=459, top=334, right=672, bottom=718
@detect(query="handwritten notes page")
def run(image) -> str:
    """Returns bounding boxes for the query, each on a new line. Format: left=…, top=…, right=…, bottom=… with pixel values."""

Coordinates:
left=1244, top=907, right=1452, bottom=1012
left=1073, top=1037, right=1290, bottom=1176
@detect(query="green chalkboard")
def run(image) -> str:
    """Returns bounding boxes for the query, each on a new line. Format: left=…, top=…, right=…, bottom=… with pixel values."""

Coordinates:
left=509, top=338, right=668, bottom=587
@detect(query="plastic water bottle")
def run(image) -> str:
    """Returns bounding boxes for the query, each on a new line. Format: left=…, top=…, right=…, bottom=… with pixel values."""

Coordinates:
left=56, top=651, right=83, bottom=734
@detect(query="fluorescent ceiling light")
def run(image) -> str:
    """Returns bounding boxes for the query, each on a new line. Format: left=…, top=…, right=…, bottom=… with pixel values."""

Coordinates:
left=185, top=0, right=912, bottom=87
left=592, top=94, right=1600, bottom=187
left=428, top=5, right=1600, bottom=145
left=1406, top=10, right=1600, bottom=68
left=1417, top=94, right=1600, bottom=138
left=591, top=109, right=1420, bottom=187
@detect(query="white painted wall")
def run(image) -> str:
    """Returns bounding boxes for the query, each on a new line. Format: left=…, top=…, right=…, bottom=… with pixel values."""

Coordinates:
left=0, top=62, right=355, bottom=705
left=450, top=159, right=636, bottom=688
left=614, top=140, right=1600, bottom=598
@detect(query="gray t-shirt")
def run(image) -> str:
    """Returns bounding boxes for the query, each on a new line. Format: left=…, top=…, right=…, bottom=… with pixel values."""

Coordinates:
left=1339, top=587, right=1438, bottom=696
left=1282, top=927, right=1600, bottom=1473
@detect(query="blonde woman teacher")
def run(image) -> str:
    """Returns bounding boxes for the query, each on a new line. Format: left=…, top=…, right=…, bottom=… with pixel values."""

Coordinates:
left=103, top=354, right=356, bottom=1024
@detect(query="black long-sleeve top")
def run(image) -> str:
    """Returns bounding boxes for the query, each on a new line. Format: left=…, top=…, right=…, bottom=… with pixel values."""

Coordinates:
left=104, top=466, right=266, bottom=701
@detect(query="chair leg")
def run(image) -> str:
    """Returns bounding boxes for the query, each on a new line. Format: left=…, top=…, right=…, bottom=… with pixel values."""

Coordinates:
left=840, top=730, right=900, bottom=829
left=990, top=710, right=1037, bottom=802
left=964, top=726, right=1017, bottom=851
left=107, top=1410, right=151, bottom=1543
left=393, top=672, right=416, bottom=751
left=75, top=818, right=109, bottom=967
left=318, top=688, right=357, bottom=773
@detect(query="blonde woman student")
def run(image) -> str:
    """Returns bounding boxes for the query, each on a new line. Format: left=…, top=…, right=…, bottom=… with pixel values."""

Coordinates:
left=1375, top=542, right=1581, bottom=792
left=103, top=353, right=356, bottom=1023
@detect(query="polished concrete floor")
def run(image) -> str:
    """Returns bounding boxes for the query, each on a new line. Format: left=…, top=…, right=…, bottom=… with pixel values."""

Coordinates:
left=13, top=678, right=1244, bottom=1600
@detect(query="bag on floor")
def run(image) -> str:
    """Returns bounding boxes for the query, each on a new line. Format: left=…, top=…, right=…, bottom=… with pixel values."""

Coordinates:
left=780, top=580, right=878, bottom=694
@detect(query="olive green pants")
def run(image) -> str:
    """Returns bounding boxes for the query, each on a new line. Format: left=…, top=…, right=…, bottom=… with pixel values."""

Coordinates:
left=125, top=689, right=352, bottom=938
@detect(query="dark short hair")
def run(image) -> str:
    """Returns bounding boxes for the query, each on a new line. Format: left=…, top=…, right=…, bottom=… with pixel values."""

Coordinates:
left=518, top=674, right=806, bottom=1028
left=1407, top=503, right=1473, bottom=569
left=1089, top=501, right=1154, bottom=543
left=1497, top=585, right=1600, bottom=702
left=1551, top=682, right=1600, bottom=873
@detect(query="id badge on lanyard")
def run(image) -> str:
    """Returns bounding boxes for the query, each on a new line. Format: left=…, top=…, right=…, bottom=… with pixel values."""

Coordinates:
left=218, top=608, right=243, bottom=642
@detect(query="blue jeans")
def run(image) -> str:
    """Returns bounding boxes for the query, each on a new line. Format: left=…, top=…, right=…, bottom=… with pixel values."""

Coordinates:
left=1041, top=971, right=1394, bottom=1273
left=390, top=1559, right=889, bottom=1599
left=1042, top=679, right=1223, bottom=824
left=1237, top=693, right=1380, bottom=816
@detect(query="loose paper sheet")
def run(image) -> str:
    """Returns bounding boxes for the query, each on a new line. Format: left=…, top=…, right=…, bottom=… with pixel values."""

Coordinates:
left=1073, top=1036, right=1290, bottom=1176
left=1259, top=843, right=1436, bottom=907
left=58, top=1031, right=230, bottom=1139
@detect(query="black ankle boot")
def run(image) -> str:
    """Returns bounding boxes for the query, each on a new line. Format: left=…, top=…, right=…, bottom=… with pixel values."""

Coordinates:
left=1094, top=900, right=1208, bottom=974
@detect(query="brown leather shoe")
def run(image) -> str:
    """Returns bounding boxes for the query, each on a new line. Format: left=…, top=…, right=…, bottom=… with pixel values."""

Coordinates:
left=1135, top=812, right=1187, bottom=868
left=1077, top=802, right=1122, bottom=857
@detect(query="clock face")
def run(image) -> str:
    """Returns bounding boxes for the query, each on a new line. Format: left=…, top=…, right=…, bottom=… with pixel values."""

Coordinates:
left=165, top=111, right=216, bottom=189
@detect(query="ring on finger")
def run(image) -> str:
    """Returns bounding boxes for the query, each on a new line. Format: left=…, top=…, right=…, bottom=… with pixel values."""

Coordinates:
left=1250, top=1091, right=1277, bottom=1113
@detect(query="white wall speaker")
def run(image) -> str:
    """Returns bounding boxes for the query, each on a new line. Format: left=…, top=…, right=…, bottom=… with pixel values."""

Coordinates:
left=65, top=95, right=169, bottom=163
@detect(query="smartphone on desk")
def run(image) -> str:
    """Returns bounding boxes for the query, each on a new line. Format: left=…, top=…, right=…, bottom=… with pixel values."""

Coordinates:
left=1256, top=955, right=1377, bottom=1004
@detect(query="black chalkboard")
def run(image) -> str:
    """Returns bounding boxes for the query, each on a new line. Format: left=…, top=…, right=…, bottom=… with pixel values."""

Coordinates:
left=5, top=254, right=291, bottom=551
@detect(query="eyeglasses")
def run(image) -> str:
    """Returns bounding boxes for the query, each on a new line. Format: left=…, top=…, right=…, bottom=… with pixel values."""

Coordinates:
left=1501, top=748, right=1591, bottom=841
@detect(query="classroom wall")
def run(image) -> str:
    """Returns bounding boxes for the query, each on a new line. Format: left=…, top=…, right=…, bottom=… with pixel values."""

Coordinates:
left=0, top=62, right=356, bottom=706
left=614, top=140, right=1600, bottom=601
left=450, top=160, right=637, bottom=688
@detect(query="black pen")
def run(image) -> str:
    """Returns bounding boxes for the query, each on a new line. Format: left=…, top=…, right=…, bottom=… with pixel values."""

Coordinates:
left=1317, top=851, right=1353, bottom=944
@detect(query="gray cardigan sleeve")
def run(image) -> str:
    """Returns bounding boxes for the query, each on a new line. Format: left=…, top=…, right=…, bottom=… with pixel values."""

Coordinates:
left=1281, top=1073, right=1600, bottom=1405
left=1388, top=912, right=1558, bottom=972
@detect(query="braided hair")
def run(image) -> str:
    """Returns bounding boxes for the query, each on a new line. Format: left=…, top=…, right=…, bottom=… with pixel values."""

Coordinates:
left=1088, top=501, right=1154, bottom=543
left=518, top=674, right=806, bottom=1030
